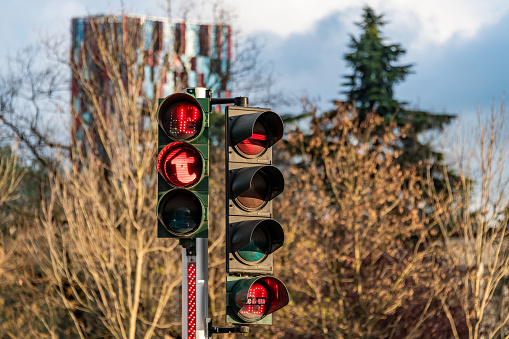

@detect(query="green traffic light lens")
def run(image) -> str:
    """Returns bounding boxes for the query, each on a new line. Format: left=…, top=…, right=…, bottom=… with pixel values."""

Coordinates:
left=237, top=227, right=269, bottom=262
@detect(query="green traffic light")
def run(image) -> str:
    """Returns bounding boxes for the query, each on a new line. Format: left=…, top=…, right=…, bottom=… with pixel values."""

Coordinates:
left=237, top=227, right=269, bottom=262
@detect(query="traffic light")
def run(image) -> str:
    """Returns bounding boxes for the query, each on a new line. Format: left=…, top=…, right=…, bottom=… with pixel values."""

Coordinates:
left=157, top=92, right=209, bottom=238
left=226, top=276, right=289, bottom=325
left=225, top=105, right=289, bottom=325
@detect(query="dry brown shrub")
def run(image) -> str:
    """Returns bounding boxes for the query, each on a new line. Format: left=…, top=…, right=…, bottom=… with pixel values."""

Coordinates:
left=254, top=103, right=457, bottom=339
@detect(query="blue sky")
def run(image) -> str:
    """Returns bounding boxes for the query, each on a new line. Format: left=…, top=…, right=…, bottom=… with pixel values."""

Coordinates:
left=254, top=5, right=509, bottom=118
left=1, top=0, right=508, bottom=121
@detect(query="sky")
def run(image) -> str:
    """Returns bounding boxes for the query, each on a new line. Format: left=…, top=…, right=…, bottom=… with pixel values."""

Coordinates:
left=1, top=0, right=508, bottom=122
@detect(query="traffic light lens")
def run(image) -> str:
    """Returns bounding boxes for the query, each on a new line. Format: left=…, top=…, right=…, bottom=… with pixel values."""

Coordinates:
left=237, top=227, right=269, bottom=262
left=158, top=142, right=203, bottom=187
left=158, top=189, right=203, bottom=236
left=239, top=282, right=269, bottom=320
left=237, top=121, right=267, bottom=156
left=164, top=102, right=203, bottom=140
left=236, top=172, right=268, bottom=210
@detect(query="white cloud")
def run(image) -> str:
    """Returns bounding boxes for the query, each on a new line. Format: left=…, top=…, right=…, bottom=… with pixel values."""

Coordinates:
left=379, top=0, right=509, bottom=47
left=231, top=0, right=358, bottom=36
left=232, top=0, right=509, bottom=47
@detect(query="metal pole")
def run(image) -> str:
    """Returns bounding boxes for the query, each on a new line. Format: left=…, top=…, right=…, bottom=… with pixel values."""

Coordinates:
left=193, top=87, right=209, bottom=339
left=182, top=247, right=198, bottom=339
left=196, top=238, right=209, bottom=339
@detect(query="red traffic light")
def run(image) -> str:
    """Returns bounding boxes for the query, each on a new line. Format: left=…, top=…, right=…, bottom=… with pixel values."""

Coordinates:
left=158, top=142, right=203, bottom=187
left=239, top=282, right=269, bottom=320
left=158, top=93, right=204, bottom=141
left=237, top=121, right=267, bottom=156
left=156, top=91, right=209, bottom=240
left=228, top=276, right=289, bottom=323
left=230, top=111, right=283, bottom=158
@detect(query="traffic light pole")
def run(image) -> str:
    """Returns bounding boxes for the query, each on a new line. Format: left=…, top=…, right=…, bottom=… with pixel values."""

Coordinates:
left=192, top=88, right=210, bottom=339
left=196, top=237, right=208, bottom=339
left=180, top=238, right=210, bottom=339
left=181, top=245, right=191, bottom=338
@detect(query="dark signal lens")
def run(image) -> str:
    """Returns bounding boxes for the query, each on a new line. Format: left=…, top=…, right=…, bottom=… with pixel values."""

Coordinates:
left=163, top=102, right=202, bottom=140
left=158, top=142, right=203, bottom=187
left=239, top=282, right=269, bottom=320
left=236, top=172, right=268, bottom=210
left=237, top=121, right=267, bottom=156
left=158, top=189, right=202, bottom=235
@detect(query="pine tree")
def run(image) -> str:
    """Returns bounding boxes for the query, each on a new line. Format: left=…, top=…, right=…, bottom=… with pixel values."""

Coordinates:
left=342, top=6, right=456, bottom=185
left=343, top=6, right=412, bottom=120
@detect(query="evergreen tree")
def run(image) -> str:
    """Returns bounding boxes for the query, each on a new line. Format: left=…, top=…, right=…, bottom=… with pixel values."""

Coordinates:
left=342, top=6, right=456, bottom=185
left=343, top=6, right=412, bottom=119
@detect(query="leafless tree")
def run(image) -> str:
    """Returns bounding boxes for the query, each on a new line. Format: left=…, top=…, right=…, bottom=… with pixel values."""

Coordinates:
left=23, top=18, right=185, bottom=339
left=426, top=102, right=509, bottom=339
left=0, top=150, right=24, bottom=209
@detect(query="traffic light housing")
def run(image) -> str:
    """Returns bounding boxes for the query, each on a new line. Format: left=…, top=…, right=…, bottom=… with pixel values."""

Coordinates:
left=157, top=92, right=209, bottom=238
left=226, top=276, right=289, bottom=325
left=225, top=105, right=289, bottom=325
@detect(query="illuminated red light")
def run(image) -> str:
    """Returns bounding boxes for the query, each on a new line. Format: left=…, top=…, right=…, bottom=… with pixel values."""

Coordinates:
left=237, top=121, right=268, bottom=156
left=188, top=263, right=196, bottom=338
left=158, top=142, right=202, bottom=187
left=239, top=282, right=269, bottom=320
left=237, top=133, right=267, bottom=156
left=165, top=102, right=202, bottom=140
